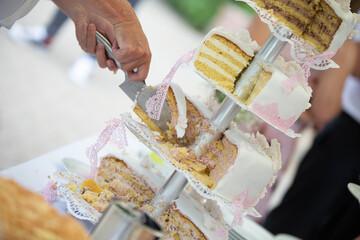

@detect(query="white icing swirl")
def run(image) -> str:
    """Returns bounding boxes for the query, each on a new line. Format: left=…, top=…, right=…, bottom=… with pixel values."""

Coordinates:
left=170, top=83, right=188, bottom=138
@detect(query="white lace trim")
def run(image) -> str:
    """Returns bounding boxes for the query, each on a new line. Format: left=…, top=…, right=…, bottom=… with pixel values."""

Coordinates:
left=53, top=171, right=101, bottom=223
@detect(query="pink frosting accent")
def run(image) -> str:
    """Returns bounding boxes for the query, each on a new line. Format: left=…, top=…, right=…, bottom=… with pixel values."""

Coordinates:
left=251, top=102, right=296, bottom=131
left=282, top=68, right=306, bottom=94
left=86, top=118, right=128, bottom=179
left=231, top=189, right=252, bottom=228
left=145, top=48, right=196, bottom=120
left=282, top=50, right=337, bottom=94
left=40, top=179, right=57, bottom=203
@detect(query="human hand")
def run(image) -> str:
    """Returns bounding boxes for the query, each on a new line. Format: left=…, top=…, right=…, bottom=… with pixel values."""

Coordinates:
left=73, top=12, right=151, bottom=81
left=112, top=19, right=151, bottom=82
left=53, top=0, right=151, bottom=81
left=74, top=13, right=119, bottom=72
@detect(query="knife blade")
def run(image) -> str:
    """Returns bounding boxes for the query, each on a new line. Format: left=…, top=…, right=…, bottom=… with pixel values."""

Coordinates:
left=95, top=31, right=171, bottom=132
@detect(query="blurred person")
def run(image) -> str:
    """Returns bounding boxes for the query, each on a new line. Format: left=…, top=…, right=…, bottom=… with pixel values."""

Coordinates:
left=244, top=13, right=354, bottom=224
left=262, top=2, right=360, bottom=237
left=263, top=39, right=360, bottom=239
left=1, top=0, right=151, bottom=82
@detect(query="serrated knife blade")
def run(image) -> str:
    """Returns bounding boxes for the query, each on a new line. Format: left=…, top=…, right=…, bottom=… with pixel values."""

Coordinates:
left=95, top=31, right=171, bottom=132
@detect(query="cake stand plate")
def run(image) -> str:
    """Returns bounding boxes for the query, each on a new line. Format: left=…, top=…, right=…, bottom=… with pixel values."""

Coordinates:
left=123, top=113, right=261, bottom=218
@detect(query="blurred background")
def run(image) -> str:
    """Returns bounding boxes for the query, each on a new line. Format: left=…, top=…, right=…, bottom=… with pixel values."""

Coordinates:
left=0, top=0, right=258, bottom=169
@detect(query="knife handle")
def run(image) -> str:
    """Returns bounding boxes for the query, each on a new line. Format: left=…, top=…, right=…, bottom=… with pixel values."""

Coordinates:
left=95, top=31, right=122, bottom=69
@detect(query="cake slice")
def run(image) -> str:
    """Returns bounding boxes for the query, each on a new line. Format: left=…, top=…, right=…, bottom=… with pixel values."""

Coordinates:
left=96, top=156, right=156, bottom=208
left=159, top=193, right=225, bottom=240
left=75, top=157, right=221, bottom=240
left=134, top=83, right=212, bottom=145
left=193, top=27, right=259, bottom=92
left=243, top=57, right=312, bottom=132
left=133, top=83, right=281, bottom=205
left=168, top=125, right=281, bottom=204
left=251, top=0, right=357, bottom=52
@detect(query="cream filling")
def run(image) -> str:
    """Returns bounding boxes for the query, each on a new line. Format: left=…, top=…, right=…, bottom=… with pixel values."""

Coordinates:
left=197, top=56, right=234, bottom=81
left=210, top=38, right=249, bottom=66
left=200, top=44, right=245, bottom=72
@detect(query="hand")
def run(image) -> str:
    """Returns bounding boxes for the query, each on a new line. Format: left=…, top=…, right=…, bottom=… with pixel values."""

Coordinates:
left=53, top=0, right=152, bottom=81
left=74, top=13, right=119, bottom=72
left=112, top=17, right=151, bottom=81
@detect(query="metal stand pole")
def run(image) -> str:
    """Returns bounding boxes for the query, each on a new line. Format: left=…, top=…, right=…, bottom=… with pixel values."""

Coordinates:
left=150, top=170, right=189, bottom=218
left=151, top=32, right=292, bottom=217
left=192, top=33, right=290, bottom=155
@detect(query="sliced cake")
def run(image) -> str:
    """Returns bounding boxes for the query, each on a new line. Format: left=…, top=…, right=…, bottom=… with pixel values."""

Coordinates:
left=250, top=0, right=357, bottom=52
left=132, top=83, right=281, bottom=205
left=243, top=57, right=312, bottom=132
left=193, top=27, right=259, bottom=92
left=134, top=83, right=212, bottom=145
left=0, top=177, right=90, bottom=240
left=159, top=193, right=226, bottom=240
left=75, top=157, right=222, bottom=240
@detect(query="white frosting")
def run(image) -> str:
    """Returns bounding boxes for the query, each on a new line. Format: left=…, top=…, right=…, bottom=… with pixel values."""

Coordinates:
left=173, top=192, right=225, bottom=238
left=324, top=0, right=357, bottom=52
left=213, top=127, right=280, bottom=203
left=170, top=83, right=188, bottom=138
left=249, top=67, right=312, bottom=122
left=265, top=56, right=301, bottom=77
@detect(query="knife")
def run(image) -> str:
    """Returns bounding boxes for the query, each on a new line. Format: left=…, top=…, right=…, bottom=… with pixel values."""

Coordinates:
left=95, top=31, right=171, bottom=132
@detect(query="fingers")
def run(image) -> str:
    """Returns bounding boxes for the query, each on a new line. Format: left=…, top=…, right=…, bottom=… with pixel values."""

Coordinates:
left=86, top=24, right=96, bottom=54
left=95, top=43, right=118, bottom=72
left=126, top=61, right=150, bottom=82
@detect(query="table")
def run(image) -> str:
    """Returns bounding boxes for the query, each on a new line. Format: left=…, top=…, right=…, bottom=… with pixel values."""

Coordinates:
left=0, top=131, right=276, bottom=240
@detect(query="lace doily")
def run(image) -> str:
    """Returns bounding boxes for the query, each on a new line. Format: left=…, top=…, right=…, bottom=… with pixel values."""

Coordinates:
left=53, top=171, right=101, bottom=223
left=122, top=113, right=261, bottom=218
left=236, top=0, right=339, bottom=70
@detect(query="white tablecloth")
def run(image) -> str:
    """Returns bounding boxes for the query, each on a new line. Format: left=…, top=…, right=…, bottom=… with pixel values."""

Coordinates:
left=0, top=132, right=278, bottom=240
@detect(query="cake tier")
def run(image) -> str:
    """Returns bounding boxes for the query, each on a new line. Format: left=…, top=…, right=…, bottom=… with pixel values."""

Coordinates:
left=251, top=0, right=357, bottom=52
left=245, top=60, right=312, bottom=132
left=68, top=156, right=223, bottom=239
left=130, top=83, right=281, bottom=207
left=193, top=27, right=259, bottom=92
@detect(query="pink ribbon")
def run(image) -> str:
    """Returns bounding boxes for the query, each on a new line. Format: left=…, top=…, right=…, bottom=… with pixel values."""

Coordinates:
left=86, top=118, right=128, bottom=179
left=282, top=50, right=337, bottom=94
left=145, top=48, right=197, bottom=120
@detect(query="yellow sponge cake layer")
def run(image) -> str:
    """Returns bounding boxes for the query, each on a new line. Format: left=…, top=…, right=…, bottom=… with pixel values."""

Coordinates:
left=245, top=69, right=272, bottom=106
left=194, top=32, right=253, bottom=92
